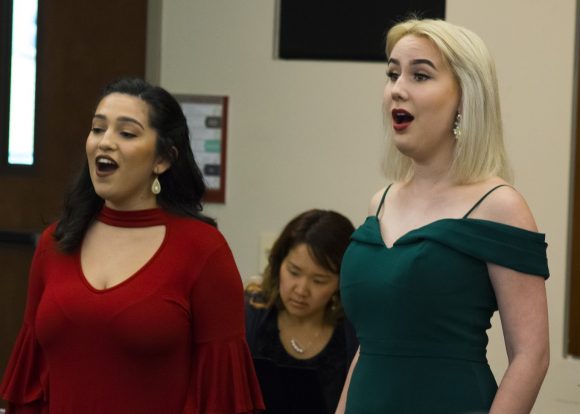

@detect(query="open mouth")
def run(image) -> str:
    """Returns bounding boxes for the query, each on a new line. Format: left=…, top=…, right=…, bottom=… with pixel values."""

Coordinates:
left=96, top=156, right=118, bottom=174
left=391, top=109, right=414, bottom=130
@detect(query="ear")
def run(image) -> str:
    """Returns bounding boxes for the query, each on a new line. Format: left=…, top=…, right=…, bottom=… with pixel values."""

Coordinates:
left=153, top=157, right=171, bottom=175
left=154, top=146, right=178, bottom=175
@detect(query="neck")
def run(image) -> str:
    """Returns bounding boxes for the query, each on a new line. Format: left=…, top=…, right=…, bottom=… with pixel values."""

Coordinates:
left=105, top=197, right=159, bottom=211
left=279, top=308, right=327, bottom=329
left=408, top=153, right=455, bottom=192
left=409, top=137, right=456, bottom=185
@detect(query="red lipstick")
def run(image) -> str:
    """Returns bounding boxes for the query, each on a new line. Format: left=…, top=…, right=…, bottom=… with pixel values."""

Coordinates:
left=392, top=109, right=414, bottom=131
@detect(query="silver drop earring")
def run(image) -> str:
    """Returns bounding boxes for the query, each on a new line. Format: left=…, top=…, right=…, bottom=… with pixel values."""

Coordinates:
left=453, top=113, right=462, bottom=139
left=151, top=177, right=161, bottom=195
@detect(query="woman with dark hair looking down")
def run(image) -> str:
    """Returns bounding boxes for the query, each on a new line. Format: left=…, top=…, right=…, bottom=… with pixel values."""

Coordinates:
left=245, top=209, right=358, bottom=413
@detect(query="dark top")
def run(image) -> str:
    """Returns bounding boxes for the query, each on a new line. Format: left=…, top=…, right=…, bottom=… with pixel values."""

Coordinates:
left=245, top=300, right=358, bottom=413
left=0, top=206, right=264, bottom=414
left=340, top=184, right=549, bottom=413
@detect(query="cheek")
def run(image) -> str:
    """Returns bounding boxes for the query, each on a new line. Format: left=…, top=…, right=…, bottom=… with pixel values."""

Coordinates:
left=85, top=137, right=97, bottom=173
left=85, top=135, right=95, bottom=156
left=314, top=281, right=339, bottom=302
left=277, top=271, right=291, bottom=296
left=128, top=147, right=158, bottom=169
left=383, top=85, right=393, bottom=105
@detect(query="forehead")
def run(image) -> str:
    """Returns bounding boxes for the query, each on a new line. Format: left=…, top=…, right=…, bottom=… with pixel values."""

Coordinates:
left=95, top=93, right=151, bottom=124
left=390, top=34, right=446, bottom=66
left=286, top=244, right=335, bottom=275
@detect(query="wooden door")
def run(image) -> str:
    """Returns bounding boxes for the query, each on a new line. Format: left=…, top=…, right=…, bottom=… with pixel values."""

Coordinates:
left=0, top=0, right=148, bottom=406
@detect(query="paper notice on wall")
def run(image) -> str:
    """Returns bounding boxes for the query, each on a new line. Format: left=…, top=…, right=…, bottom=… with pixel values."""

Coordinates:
left=180, top=102, right=223, bottom=190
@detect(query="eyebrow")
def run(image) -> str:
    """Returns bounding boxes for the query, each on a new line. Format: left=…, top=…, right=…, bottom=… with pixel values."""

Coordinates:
left=92, top=114, right=145, bottom=129
left=287, top=260, right=334, bottom=278
left=387, top=57, right=437, bottom=70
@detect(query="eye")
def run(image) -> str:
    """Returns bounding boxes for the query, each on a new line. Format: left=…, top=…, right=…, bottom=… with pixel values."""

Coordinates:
left=386, top=70, right=399, bottom=81
left=120, top=131, right=137, bottom=138
left=91, top=127, right=105, bottom=134
left=313, top=278, right=328, bottom=285
left=414, top=73, right=431, bottom=82
left=285, top=264, right=300, bottom=276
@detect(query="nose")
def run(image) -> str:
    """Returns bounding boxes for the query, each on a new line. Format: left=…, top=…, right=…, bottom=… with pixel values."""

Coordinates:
left=97, top=129, right=117, bottom=151
left=293, top=277, right=310, bottom=297
left=388, top=76, right=408, bottom=102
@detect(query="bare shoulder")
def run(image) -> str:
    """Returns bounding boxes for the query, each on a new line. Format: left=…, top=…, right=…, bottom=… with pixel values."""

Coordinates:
left=368, top=184, right=393, bottom=216
left=471, top=180, right=538, bottom=232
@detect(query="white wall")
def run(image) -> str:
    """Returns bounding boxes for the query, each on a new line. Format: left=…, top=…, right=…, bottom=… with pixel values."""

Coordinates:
left=156, top=0, right=580, bottom=411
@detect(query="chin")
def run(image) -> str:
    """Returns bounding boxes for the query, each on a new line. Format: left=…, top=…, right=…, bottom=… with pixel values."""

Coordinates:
left=393, top=141, right=415, bottom=158
left=92, top=186, right=111, bottom=200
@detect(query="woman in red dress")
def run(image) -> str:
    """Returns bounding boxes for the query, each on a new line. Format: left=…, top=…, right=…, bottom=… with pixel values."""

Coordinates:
left=0, top=77, right=264, bottom=413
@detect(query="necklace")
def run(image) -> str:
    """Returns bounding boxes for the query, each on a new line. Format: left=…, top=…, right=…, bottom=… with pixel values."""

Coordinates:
left=290, top=337, right=311, bottom=354
left=278, top=310, right=325, bottom=355
left=286, top=328, right=322, bottom=354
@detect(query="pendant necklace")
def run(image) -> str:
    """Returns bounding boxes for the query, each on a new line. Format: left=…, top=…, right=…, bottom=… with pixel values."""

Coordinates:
left=288, top=329, right=322, bottom=354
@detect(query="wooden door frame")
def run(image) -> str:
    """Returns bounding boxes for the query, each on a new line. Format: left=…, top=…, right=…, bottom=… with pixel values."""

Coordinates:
left=567, top=2, right=580, bottom=356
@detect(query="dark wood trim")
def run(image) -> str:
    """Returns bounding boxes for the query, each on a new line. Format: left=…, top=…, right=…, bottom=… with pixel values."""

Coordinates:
left=569, top=23, right=580, bottom=355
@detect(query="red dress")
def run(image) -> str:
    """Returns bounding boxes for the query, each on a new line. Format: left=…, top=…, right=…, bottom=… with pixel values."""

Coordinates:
left=0, top=206, right=264, bottom=414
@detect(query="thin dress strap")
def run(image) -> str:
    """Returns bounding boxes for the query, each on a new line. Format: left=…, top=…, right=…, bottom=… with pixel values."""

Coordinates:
left=463, top=184, right=508, bottom=218
left=375, top=184, right=393, bottom=218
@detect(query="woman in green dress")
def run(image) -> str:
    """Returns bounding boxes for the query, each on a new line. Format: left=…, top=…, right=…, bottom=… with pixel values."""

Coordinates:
left=337, top=19, right=549, bottom=413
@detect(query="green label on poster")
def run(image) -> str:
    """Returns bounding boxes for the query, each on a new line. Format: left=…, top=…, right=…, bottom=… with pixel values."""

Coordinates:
left=204, top=140, right=221, bottom=153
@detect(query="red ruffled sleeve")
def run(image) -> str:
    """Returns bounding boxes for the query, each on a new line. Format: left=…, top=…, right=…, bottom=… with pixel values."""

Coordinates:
left=1, top=324, right=48, bottom=414
left=0, top=228, right=51, bottom=414
left=183, top=241, right=264, bottom=413
left=185, top=337, right=264, bottom=413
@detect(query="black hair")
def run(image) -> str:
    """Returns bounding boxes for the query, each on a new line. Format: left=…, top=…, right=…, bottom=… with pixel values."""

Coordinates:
left=54, top=77, right=215, bottom=252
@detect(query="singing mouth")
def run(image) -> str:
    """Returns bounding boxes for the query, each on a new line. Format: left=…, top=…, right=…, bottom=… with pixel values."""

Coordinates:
left=95, top=155, right=119, bottom=174
left=392, top=109, right=414, bottom=124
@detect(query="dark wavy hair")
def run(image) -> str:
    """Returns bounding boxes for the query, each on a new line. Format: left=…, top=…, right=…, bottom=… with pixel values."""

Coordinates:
left=54, top=77, right=215, bottom=252
left=247, top=209, right=355, bottom=325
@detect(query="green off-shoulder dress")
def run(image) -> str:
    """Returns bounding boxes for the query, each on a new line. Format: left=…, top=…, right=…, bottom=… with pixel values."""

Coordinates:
left=340, top=185, right=549, bottom=413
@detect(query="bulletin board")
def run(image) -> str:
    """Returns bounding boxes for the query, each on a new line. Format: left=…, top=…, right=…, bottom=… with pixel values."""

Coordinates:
left=175, top=94, right=228, bottom=203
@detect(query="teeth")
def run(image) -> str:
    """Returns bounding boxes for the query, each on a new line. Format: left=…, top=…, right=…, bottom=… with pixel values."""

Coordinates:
left=97, top=158, right=115, bottom=165
left=393, top=110, right=413, bottom=123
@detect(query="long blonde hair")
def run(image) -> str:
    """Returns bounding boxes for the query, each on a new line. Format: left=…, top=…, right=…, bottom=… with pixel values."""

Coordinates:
left=383, top=19, right=512, bottom=184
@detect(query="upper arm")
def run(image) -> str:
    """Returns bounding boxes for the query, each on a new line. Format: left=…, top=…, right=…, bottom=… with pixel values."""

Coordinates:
left=22, top=230, right=51, bottom=324
left=487, top=262, right=548, bottom=360
left=189, top=242, right=246, bottom=343
left=476, top=187, right=548, bottom=359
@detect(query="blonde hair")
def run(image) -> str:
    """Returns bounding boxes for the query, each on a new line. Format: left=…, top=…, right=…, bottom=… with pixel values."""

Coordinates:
left=383, top=19, right=512, bottom=184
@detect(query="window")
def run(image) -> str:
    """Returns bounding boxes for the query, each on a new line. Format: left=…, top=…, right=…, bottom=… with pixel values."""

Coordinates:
left=0, top=0, right=38, bottom=169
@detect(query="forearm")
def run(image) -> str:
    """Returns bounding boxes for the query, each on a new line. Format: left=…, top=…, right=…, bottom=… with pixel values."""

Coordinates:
left=335, top=348, right=359, bottom=414
left=489, top=352, right=549, bottom=414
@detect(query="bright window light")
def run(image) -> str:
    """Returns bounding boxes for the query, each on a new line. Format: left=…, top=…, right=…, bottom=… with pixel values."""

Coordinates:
left=8, top=0, right=37, bottom=165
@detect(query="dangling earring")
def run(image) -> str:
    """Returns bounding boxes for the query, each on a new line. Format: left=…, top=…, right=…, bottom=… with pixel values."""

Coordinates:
left=330, top=295, right=339, bottom=312
left=151, top=176, right=161, bottom=195
left=452, top=113, right=462, bottom=139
